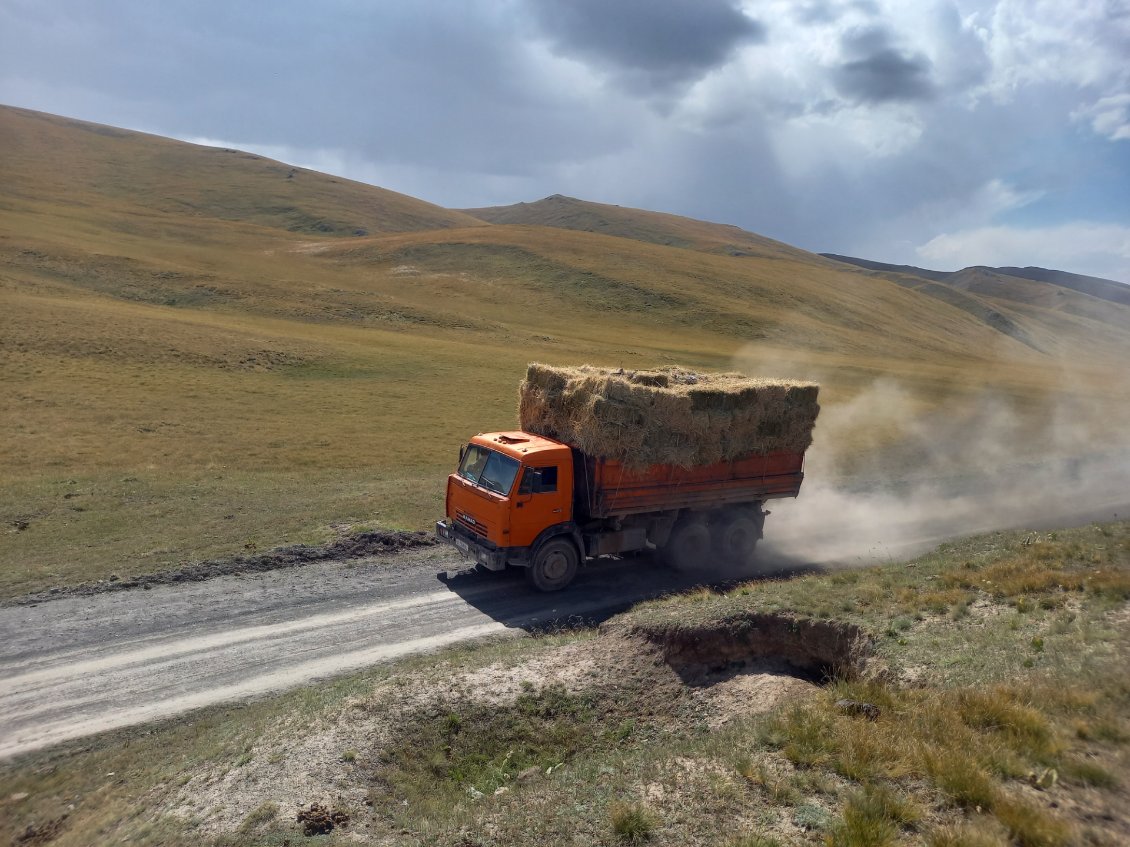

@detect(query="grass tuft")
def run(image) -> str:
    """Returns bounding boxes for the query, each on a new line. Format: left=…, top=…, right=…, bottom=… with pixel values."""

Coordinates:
left=735, top=758, right=800, bottom=805
left=236, top=800, right=278, bottom=834
left=609, top=801, right=655, bottom=842
left=992, top=794, right=1072, bottom=847
left=926, top=819, right=1009, bottom=847
left=1060, top=757, right=1118, bottom=788
left=921, top=748, right=998, bottom=810
left=728, top=836, right=784, bottom=847
left=954, top=689, right=1055, bottom=756
left=830, top=784, right=919, bottom=846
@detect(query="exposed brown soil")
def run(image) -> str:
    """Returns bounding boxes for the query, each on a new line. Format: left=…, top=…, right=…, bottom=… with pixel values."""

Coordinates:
left=610, top=610, right=874, bottom=683
left=12, top=815, right=67, bottom=846
left=11, top=529, right=435, bottom=607
left=296, top=802, right=349, bottom=836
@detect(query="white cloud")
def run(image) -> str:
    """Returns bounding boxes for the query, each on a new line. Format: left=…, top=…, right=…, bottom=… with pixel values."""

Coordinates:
left=981, top=0, right=1130, bottom=94
left=967, top=178, right=1044, bottom=218
left=917, top=222, right=1130, bottom=281
left=1072, top=93, right=1130, bottom=142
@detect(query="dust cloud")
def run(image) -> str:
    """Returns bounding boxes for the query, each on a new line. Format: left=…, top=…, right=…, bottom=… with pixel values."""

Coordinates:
left=743, top=366, right=1130, bottom=567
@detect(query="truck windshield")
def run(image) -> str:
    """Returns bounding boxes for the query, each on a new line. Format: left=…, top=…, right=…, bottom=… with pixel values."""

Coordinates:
left=458, top=445, right=521, bottom=495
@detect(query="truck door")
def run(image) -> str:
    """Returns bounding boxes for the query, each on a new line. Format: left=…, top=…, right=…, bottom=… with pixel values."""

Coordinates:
left=510, top=463, right=570, bottom=547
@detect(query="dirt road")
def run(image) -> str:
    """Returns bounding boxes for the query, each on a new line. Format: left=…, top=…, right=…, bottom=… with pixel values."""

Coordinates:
left=0, top=546, right=720, bottom=761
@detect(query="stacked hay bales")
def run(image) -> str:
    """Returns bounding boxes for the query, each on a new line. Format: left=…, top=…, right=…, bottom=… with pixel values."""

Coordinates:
left=519, top=363, right=819, bottom=468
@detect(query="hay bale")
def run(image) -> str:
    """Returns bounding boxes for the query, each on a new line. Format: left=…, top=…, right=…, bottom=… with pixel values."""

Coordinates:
left=518, top=364, right=819, bottom=468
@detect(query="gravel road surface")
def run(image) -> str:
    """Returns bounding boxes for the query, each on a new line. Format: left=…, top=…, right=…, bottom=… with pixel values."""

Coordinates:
left=0, top=546, right=714, bottom=760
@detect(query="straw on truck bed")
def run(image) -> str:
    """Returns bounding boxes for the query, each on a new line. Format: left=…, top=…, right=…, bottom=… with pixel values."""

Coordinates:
left=518, top=363, right=819, bottom=469
left=436, top=364, right=820, bottom=591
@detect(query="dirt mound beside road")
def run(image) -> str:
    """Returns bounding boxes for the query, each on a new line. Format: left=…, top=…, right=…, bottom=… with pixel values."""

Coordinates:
left=11, top=529, right=434, bottom=607
left=166, top=625, right=818, bottom=839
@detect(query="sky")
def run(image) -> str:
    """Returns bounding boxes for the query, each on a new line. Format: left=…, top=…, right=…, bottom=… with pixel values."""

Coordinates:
left=2, top=0, right=1129, bottom=281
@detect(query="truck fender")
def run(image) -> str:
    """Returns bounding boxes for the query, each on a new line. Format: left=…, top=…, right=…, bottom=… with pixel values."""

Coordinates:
left=528, top=523, right=585, bottom=566
left=646, top=512, right=679, bottom=547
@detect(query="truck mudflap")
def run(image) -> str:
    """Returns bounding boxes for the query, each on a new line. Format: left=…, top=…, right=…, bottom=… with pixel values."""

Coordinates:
left=435, top=519, right=508, bottom=571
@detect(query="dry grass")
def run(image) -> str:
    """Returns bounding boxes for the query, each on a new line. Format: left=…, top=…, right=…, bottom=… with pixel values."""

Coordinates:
left=765, top=680, right=1076, bottom=842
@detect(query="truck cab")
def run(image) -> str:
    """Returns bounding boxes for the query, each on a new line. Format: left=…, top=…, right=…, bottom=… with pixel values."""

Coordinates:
left=435, top=431, right=580, bottom=590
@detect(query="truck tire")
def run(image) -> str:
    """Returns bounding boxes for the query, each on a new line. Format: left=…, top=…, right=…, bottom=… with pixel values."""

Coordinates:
left=526, top=538, right=579, bottom=592
left=660, top=519, right=711, bottom=572
left=715, top=514, right=760, bottom=563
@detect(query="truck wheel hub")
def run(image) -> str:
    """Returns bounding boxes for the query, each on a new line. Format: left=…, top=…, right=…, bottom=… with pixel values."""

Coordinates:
left=542, top=549, right=570, bottom=579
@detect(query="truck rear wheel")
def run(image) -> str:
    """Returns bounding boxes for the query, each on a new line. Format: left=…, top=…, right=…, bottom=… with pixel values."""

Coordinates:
left=660, top=519, right=711, bottom=572
left=527, top=538, right=579, bottom=592
left=715, top=513, right=760, bottom=563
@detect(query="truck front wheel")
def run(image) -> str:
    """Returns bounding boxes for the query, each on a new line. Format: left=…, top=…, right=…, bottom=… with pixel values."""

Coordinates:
left=527, top=538, right=579, bottom=592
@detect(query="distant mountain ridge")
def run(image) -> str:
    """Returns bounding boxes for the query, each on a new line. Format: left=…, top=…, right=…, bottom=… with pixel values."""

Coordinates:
left=461, top=194, right=828, bottom=263
left=821, top=253, right=1130, bottom=308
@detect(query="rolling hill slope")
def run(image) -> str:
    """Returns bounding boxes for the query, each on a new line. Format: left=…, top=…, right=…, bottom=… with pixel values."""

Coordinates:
left=819, top=251, right=1130, bottom=352
left=0, top=105, right=486, bottom=238
left=988, top=265, right=1130, bottom=305
left=461, top=194, right=827, bottom=263
left=2, top=106, right=1129, bottom=595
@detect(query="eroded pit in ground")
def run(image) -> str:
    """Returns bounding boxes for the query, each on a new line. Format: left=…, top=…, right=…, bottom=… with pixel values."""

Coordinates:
left=612, top=611, right=874, bottom=686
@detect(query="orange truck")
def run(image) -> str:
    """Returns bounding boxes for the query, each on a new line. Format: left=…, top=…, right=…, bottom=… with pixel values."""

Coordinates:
left=435, top=430, right=807, bottom=591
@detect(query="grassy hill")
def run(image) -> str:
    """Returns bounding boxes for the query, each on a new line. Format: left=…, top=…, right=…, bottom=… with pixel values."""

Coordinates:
left=2, top=105, right=1129, bottom=596
left=0, top=105, right=485, bottom=237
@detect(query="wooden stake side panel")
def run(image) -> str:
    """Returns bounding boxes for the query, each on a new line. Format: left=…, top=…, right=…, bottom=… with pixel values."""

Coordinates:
left=583, top=452, right=805, bottom=518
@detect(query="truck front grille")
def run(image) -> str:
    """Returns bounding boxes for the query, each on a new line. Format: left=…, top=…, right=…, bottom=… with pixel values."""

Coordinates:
left=456, top=513, right=488, bottom=537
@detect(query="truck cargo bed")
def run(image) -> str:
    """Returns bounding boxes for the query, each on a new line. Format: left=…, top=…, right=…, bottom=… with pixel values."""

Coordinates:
left=577, top=451, right=805, bottom=519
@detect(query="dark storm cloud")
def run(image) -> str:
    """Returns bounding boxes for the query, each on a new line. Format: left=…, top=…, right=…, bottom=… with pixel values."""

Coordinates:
left=834, top=26, right=936, bottom=103
left=525, top=0, right=765, bottom=91
left=0, top=0, right=626, bottom=176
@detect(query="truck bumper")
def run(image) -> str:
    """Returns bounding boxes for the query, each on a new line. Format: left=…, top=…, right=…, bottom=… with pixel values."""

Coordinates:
left=435, top=519, right=508, bottom=571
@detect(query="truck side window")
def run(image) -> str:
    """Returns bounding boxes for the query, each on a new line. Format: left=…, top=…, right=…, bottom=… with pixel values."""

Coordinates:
left=539, top=466, right=558, bottom=492
left=519, top=465, right=558, bottom=494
